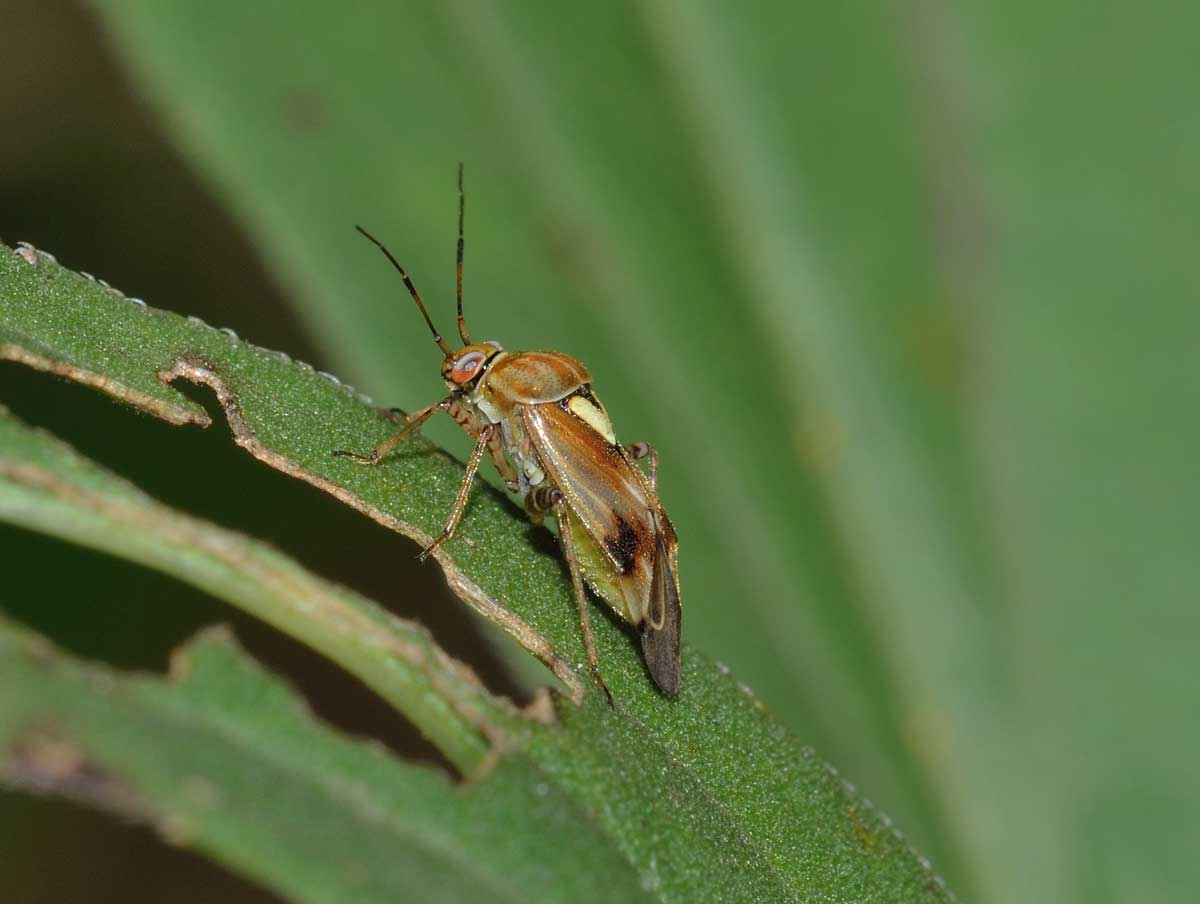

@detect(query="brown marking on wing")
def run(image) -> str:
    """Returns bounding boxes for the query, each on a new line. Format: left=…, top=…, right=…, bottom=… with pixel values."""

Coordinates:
left=520, top=400, right=657, bottom=623
left=604, top=515, right=641, bottom=575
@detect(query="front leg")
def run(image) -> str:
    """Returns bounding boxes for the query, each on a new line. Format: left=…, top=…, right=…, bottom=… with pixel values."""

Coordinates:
left=333, top=398, right=452, bottom=464
left=625, top=441, right=658, bottom=490
left=485, top=423, right=521, bottom=492
left=418, top=423, right=495, bottom=561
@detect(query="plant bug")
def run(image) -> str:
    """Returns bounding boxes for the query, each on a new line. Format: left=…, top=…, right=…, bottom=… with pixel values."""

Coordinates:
left=333, top=166, right=681, bottom=698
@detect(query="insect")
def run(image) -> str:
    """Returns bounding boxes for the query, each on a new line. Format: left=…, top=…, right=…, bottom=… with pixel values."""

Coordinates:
left=333, top=166, right=681, bottom=698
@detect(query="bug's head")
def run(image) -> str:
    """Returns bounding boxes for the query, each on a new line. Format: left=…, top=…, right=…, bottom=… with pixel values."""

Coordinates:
left=441, top=341, right=504, bottom=392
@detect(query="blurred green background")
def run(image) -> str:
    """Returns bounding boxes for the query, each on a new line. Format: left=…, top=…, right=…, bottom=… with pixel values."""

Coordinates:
left=1, top=2, right=1196, bottom=903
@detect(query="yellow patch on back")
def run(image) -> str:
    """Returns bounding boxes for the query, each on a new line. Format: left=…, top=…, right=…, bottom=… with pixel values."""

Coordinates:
left=568, top=395, right=616, bottom=444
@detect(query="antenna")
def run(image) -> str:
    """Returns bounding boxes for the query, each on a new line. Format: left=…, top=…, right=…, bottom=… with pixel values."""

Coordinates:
left=356, top=224, right=453, bottom=357
left=456, top=163, right=470, bottom=344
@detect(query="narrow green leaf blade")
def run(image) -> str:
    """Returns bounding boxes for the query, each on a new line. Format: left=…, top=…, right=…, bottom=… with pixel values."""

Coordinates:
left=0, top=621, right=651, bottom=904
left=0, top=401, right=506, bottom=772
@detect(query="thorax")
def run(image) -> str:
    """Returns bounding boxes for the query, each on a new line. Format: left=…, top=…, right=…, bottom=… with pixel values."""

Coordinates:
left=460, top=350, right=594, bottom=497
left=471, top=350, right=590, bottom=421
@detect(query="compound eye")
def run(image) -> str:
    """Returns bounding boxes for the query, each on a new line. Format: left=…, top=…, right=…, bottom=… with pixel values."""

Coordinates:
left=450, top=350, right=487, bottom=384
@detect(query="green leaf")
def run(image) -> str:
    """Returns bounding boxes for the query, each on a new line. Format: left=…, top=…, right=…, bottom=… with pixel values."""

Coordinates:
left=0, top=243, right=953, bottom=901
left=89, top=1, right=946, bottom=868
left=0, top=620, right=651, bottom=904
left=85, top=4, right=1200, bottom=901
left=0, top=400, right=505, bottom=773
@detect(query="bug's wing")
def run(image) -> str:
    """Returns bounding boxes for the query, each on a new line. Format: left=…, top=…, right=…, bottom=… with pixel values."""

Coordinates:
left=641, top=525, right=682, bottom=695
left=520, top=401, right=656, bottom=623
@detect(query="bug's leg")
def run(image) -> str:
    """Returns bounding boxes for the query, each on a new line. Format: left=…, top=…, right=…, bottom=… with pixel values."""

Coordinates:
left=625, top=441, right=658, bottom=491
left=418, top=423, right=494, bottom=561
left=484, top=426, right=521, bottom=492
left=548, top=489, right=614, bottom=706
left=332, top=398, right=451, bottom=464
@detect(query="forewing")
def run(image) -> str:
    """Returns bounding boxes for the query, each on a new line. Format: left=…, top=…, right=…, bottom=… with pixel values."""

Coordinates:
left=521, top=400, right=656, bottom=622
